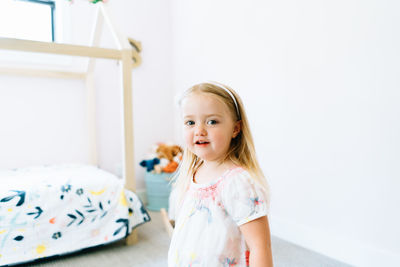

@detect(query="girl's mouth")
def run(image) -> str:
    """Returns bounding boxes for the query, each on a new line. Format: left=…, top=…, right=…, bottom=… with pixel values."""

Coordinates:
left=195, top=141, right=209, bottom=146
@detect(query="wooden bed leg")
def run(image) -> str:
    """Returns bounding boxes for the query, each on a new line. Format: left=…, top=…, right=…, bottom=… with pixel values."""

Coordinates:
left=160, top=208, right=174, bottom=238
left=125, top=228, right=138, bottom=245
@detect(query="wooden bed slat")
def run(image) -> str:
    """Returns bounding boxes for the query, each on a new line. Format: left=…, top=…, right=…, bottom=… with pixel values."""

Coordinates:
left=0, top=37, right=123, bottom=60
left=0, top=67, right=86, bottom=79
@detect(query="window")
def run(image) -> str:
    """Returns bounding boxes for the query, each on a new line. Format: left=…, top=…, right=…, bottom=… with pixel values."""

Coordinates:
left=0, top=0, right=72, bottom=66
left=0, top=0, right=55, bottom=42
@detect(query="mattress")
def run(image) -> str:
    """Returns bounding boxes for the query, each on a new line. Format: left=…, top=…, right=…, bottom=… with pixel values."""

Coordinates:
left=0, top=164, right=150, bottom=266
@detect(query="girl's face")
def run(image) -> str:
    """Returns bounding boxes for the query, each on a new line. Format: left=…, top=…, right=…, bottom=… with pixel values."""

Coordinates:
left=181, top=93, right=240, bottom=164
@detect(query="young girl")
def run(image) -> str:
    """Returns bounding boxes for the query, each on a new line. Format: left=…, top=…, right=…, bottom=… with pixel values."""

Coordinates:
left=168, top=82, right=273, bottom=267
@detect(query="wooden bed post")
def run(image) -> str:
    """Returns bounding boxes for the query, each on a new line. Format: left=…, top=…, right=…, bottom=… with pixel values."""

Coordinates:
left=120, top=49, right=137, bottom=245
left=98, top=3, right=139, bottom=245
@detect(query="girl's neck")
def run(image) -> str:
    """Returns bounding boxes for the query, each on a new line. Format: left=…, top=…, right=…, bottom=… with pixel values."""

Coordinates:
left=193, top=160, right=237, bottom=185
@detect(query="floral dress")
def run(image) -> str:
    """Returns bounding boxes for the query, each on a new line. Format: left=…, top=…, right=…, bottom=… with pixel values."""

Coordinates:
left=168, top=167, right=269, bottom=267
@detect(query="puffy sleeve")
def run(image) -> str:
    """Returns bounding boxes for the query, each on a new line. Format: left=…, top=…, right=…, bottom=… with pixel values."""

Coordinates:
left=221, top=170, right=269, bottom=226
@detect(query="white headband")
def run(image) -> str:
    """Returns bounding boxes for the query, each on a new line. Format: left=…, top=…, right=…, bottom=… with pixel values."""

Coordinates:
left=207, top=81, right=241, bottom=120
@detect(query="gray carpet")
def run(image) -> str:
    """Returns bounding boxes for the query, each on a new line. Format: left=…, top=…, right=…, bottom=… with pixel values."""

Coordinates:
left=20, top=211, right=352, bottom=267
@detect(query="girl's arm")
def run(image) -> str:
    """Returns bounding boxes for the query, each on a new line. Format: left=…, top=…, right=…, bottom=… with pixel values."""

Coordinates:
left=240, top=215, right=273, bottom=267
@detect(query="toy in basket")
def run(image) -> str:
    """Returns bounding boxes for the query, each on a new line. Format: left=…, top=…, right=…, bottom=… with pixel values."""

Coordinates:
left=140, top=143, right=182, bottom=211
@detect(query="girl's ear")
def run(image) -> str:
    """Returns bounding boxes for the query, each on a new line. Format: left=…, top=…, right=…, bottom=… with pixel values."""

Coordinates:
left=232, top=120, right=242, bottom=138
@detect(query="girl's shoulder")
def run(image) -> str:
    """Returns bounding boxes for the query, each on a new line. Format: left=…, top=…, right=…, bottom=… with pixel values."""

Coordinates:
left=222, top=166, right=255, bottom=187
left=220, top=166, right=267, bottom=197
left=220, top=166, right=270, bottom=224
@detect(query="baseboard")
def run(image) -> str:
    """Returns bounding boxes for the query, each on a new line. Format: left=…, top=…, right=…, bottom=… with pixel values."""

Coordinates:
left=136, top=189, right=147, bottom=205
left=270, top=216, right=400, bottom=267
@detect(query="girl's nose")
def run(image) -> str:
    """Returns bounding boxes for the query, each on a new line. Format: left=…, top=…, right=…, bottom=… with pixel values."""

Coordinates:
left=194, top=124, right=207, bottom=136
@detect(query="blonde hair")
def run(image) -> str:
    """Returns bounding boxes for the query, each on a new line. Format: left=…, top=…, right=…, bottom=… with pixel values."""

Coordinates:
left=172, top=82, right=269, bottom=205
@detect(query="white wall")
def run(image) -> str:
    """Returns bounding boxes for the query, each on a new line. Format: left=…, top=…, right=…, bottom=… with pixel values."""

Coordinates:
left=95, top=1, right=175, bottom=189
left=171, top=1, right=400, bottom=266
left=0, top=1, right=174, bottom=190
left=0, top=76, right=89, bottom=168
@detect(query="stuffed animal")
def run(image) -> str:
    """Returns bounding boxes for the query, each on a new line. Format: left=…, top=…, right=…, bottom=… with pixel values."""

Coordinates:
left=154, top=158, right=169, bottom=174
left=156, top=144, right=183, bottom=162
left=156, top=144, right=183, bottom=173
left=139, top=158, right=160, bottom=172
left=163, top=161, right=179, bottom=173
left=140, top=143, right=183, bottom=173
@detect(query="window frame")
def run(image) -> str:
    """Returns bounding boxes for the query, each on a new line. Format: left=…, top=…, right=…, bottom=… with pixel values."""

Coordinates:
left=0, top=0, right=72, bottom=67
left=18, top=0, right=56, bottom=42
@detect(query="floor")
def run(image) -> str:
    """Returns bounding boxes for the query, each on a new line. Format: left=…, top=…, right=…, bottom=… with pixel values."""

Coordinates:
left=18, top=211, right=352, bottom=267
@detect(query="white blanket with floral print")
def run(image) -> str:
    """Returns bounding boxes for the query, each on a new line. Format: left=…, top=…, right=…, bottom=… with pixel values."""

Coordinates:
left=0, top=164, right=150, bottom=266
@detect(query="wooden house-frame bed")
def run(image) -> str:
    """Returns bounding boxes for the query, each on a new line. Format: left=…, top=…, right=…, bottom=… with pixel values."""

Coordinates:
left=0, top=3, right=147, bottom=266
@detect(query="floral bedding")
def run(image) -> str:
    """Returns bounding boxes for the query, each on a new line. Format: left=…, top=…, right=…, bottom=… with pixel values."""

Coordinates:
left=0, top=164, right=150, bottom=266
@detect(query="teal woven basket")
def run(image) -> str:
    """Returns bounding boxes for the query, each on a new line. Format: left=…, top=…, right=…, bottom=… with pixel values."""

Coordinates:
left=144, top=172, right=173, bottom=211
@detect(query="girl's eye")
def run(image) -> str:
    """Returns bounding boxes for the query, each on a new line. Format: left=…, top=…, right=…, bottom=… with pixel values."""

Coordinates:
left=185, top=120, right=195, bottom=126
left=207, top=120, right=218, bottom=125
